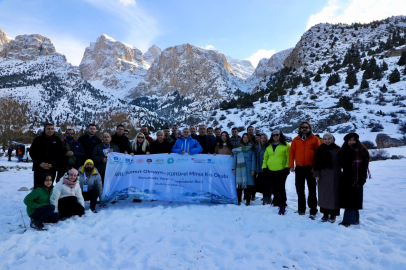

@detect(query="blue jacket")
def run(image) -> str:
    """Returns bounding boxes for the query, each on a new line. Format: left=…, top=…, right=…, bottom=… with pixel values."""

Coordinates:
left=172, top=136, right=203, bottom=155
left=61, top=139, right=85, bottom=169
left=232, top=146, right=257, bottom=186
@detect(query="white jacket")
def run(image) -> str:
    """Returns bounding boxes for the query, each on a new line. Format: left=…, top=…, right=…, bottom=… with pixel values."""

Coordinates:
left=50, top=179, right=85, bottom=213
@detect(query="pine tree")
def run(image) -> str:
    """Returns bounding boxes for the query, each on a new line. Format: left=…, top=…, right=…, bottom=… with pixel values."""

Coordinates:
left=381, top=60, right=388, bottom=71
left=326, top=73, right=340, bottom=87
left=389, top=68, right=401, bottom=84
left=373, top=65, right=383, bottom=80
left=398, top=51, right=406, bottom=66
left=361, top=59, right=369, bottom=70
left=369, top=57, right=377, bottom=70
left=313, top=73, right=321, bottom=82
left=362, top=69, right=373, bottom=80
left=380, top=84, right=388, bottom=93
left=323, top=65, right=332, bottom=74
left=404, top=67, right=406, bottom=76
left=360, top=79, right=369, bottom=89
left=302, top=76, right=311, bottom=86
left=345, top=70, right=357, bottom=88
left=268, top=91, right=278, bottom=102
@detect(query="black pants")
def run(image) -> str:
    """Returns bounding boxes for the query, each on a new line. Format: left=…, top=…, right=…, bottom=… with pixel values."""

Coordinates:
left=237, top=185, right=255, bottom=203
left=256, top=172, right=265, bottom=194
left=270, top=169, right=288, bottom=206
left=295, top=166, right=318, bottom=215
left=33, top=171, right=56, bottom=189
left=262, top=172, right=273, bottom=199
left=58, top=196, right=85, bottom=218
left=83, top=188, right=99, bottom=211
left=320, top=207, right=340, bottom=216
left=30, top=205, right=59, bottom=223
left=8, top=154, right=12, bottom=161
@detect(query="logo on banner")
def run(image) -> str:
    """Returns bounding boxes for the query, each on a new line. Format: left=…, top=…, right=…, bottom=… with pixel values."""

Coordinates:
left=167, top=157, right=174, bottom=164
left=207, top=159, right=215, bottom=164
left=113, top=157, right=122, bottom=163
left=176, top=158, right=188, bottom=163
left=194, top=158, right=206, bottom=163
left=137, top=158, right=144, bottom=164
left=147, top=159, right=152, bottom=163
left=218, top=159, right=231, bottom=165
left=155, top=159, right=164, bottom=164
left=125, top=158, right=134, bottom=164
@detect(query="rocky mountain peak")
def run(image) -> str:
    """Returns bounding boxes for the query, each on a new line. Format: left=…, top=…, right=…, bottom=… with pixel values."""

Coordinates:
left=143, top=44, right=162, bottom=66
left=225, top=56, right=255, bottom=79
left=0, top=29, right=12, bottom=51
left=251, top=48, right=294, bottom=78
left=0, top=34, right=56, bottom=61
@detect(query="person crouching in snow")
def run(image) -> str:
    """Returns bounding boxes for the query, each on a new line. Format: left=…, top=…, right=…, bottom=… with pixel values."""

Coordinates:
left=172, top=128, right=203, bottom=155
left=78, top=159, right=103, bottom=213
left=51, top=168, right=85, bottom=219
left=24, top=173, right=60, bottom=231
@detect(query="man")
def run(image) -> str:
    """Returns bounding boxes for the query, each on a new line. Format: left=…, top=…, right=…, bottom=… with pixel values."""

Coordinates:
left=150, top=130, right=172, bottom=154
left=30, top=123, right=63, bottom=188
left=7, top=144, right=14, bottom=161
left=17, top=145, right=24, bottom=162
left=207, top=127, right=215, bottom=138
left=58, top=129, right=85, bottom=182
left=195, top=125, right=216, bottom=154
left=111, top=124, right=131, bottom=154
left=214, top=128, right=222, bottom=140
left=123, top=130, right=129, bottom=138
left=289, top=121, right=321, bottom=219
left=92, top=133, right=120, bottom=182
left=170, top=125, right=179, bottom=141
left=247, top=126, right=255, bottom=142
left=78, top=124, right=102, bottom=161
left=141, top=126, right=154, bottom=144
left=231, top=128, right=241, bottom=148
left=172, top=128, right=203, bottom=155
left=78, top=159, right=103, bottom=213
left=190, top=125, right=198, bottom=139
left=163, top=127, right=174, bottom=144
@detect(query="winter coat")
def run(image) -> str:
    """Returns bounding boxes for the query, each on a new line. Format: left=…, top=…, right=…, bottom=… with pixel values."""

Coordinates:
left=163, top=137, right=174, bottom=144
left=30, top=133, right=63, bottom=174
left=262, top=143, right=290, bottom=171
left=339, top=146, right=369, bottom=209
left=313, top=145, right=341, bottom=210
left=92, top=143, right=121, bottom=176
left=214, top=143, right=233, bottom=155
left=289, top=134, right=321, bottom=168
left=131, top=141, right=150, bottom=155
left=61, top=140, right=85, bottom=170
left=111, top=133, right=131, bottom=153
left=24, top=186, right=53, bottom=216
left=172, top=136, right=203, bottom=155
left=50, top=180, right=85, bottom=213
left=255, top=143, right=268, bottom=173
left=195, top=135, right=216, bottom=154
left=7, top=147, right=13, bottom=155
left=77, top=133, right=102, bottom=161
left=78, top=166, right=103, bottom=200
left=150, top=140, right=172, bottom=154
left=231, top=136, right=241, bottom=148
left=145, top=135, right=154, bottom=144
left=232, top=145, right=256, bottom=186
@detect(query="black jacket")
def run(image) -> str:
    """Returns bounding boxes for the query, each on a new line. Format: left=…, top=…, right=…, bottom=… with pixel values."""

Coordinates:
left=195, top=135, right=216, bottom=154
left=111, top=133, right=131, bottom=153
left=133, top=143, right=151, bottom=155
left=30, top=133, right=63, bottom=173
left=92, top=143, right=120, bottom=176
left=150, top=140, right=172, bottom=154
left=61, top=140, right=85, bottom=170
left=78, top=133, right=102, bottom=161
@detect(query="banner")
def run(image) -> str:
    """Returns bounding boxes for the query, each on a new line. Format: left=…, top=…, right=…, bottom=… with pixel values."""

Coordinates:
left=103, top=152, right=237, bottom=204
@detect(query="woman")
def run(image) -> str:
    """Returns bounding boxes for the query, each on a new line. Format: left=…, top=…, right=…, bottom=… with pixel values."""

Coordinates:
left=232, top=133, right=256, bottom=206
left=170, top=130, right=182, bottom=150
left=339, top=133, right=370, bottom=227
left=313, top=133, right=341, bottom=223
left=255, top=133, right=269, bottom=205
left=214, top=131, right=233, bottom=155
left=51, top=168, right=85, bottom=219
left=262, top=130, right=290, bottom=215
left=131, top=132, right=150, bottom=155
left=24, top=173, right=59, bottom=230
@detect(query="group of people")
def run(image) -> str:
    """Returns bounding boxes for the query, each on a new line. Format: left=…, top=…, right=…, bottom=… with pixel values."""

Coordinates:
left=24, top=121, right=370, bottom=230
left=6, top=143, right=27, bottom=162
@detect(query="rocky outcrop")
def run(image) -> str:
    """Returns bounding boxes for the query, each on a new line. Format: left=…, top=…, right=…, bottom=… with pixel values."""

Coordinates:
left=0, top=34, right=56, bottom=60
left=143, top=45, right=161, bottom=66
left=0, top=29, right=12, bottom=51
left=376, top=133, right=406, bottom=148
left=226, top=56, right=255, bottom=79
left=252, top=48, right=293, bottom=78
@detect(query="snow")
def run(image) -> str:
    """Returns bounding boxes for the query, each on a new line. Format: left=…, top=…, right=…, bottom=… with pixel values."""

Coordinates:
left=1, top=151, right=406, bottom=269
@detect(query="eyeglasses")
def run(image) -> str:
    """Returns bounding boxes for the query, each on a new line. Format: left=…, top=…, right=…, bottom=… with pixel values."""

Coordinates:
left=272, top=134, right=280, bottom=137
left=300, top=126, right=309, bottom=129
left=44, top=179, right=53, bottom=182
left=66, top=133, right=74, bottom=135
left=123, top=133, right=128, bottom=136
left=137, top=137, right=144, bottom=139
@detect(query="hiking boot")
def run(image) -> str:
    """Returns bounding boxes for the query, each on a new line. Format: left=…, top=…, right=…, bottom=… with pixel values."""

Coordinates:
left=30, top=220, right=45, bottom=231
left=91, top=209, right=98, bottom=213
left=295, top=211, right=305, bottom=215
left=309, top=213, right=317, bottom=220
left=339, top=222, right=350, bottom=227
left=328, top=215, right=336, bottom=223
left=321, top=214, right=329, bottom=222
left=278, top=206, right=286, bottom=215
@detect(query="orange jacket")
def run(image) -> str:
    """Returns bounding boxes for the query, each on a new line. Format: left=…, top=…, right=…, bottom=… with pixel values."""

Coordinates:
left=289, top=134, right=321, bottom=167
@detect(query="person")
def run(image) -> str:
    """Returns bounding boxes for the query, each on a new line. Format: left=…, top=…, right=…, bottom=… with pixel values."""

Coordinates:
left=232, top=133, right=256, bottom=206
left=111, top=124, right=131, bottom=154
left=255, top=134, right=261, bottom=145
left=195, top=125, right=216, bottom=154
left=7, top=144, right=13, bottom=161
left=92, top=133, right=120, bottom=181
left=150, top=130, right=172, bottom=154
left=207, top=127, right=215, bottom=138
left=78, top=159, right=103, bottom=213
left=338, top=133, right=370, bottom=227
left=141, top=126, right=154, bottom=144
left=17, top=145, right=24, bottom=162
left=57, top=129, right=85, bottom=182
left=23, top=173, right=59, bottom=230
left=172, top=128, right=203, bottom=154
left=131, top=132, right=151, bottom=155
left=313, top=133, right=341, bottom=223
left=171, top=130, right=182, bottom=149
left=123, top=130, right=129, bottom=138
left=170, top=125, right=179, bottom=141
left=214, top=128, right=222, bottom=140
left=78, top=124, right=102, bottom=161
left=263, top=130, right=290, bottom=215
left=315, top=134, right=323, bottom=144
left=30, top=123, right=63, bottom=188
left=214, top=131, right=233, bottom=155
left=247, top=126, right=255, bottom=142
left=190, top=125, right=198, bottom=139
left=256, top=133, right=269, bottom=205
left=289, top=121, right=321, bottom=219
left=50, top=168, right=85, bottom=219
left=163, top=127, right=174, bottom=144
left=231, top=128, right=241, bottom=148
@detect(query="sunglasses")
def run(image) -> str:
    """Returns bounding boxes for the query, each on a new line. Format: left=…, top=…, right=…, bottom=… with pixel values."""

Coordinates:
left=123, top=133, right=129, bottom=135
left=137, top=136, right=144, bottom=139
left=66, top=133, right=74, bottom=135
left=300, top=126, right=309, bottom=129
left=272, top=134, right=280, bottom=137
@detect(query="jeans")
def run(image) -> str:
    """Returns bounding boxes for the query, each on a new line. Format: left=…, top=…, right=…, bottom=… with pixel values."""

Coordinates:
left=30, top=205, right=59, bottom=223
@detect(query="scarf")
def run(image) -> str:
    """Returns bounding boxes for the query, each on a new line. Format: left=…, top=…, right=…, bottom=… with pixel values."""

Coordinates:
left=313, top=143, right=340, bottom=170
left=63, top=177, right=77, bottom=188
left=39, top=185, right=52, bottom=194
left=65, top=138, right=74, bottom=144
left=232, top=145, right=252, bottom=189
left=352, top=147, right=363, bottom=186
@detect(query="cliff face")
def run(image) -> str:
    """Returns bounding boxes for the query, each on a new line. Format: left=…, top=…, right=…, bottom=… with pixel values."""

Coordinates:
left=0, top=29, right=12, bottom=51
left=0, top=34, right=56, bottom=61
left=143, top=45, right=162, bottom=67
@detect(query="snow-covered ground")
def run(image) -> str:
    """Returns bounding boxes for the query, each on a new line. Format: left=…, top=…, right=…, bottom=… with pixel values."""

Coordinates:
left=1, top=149, right=406, bottom=270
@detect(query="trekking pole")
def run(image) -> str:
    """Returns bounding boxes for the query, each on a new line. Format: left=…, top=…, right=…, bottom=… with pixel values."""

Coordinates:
left=20, top=210, right=26, bottom=228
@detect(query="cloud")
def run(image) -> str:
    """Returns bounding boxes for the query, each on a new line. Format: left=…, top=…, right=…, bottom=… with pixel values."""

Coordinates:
left=307, top=0, right=406, bottom=29
left=203, top=45, right=215, bottom=50
left=118, top=0, right=136, bottom=5
left=245, top=49, right=276, bottom=67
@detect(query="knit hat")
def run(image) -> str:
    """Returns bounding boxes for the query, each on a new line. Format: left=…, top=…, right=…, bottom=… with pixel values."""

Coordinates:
left=343, top=132, right=359, bottom=141
left=67, top=168, right=78, bottom=175
left=83, top=159, right=94, bottom=166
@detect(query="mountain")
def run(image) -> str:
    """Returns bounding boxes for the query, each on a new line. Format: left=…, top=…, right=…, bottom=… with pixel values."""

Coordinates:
left=251, top=48, right=294, bottom=78
left=0, top=28, right=12, bottom=51
left=143, top=45, right=162, bottom=67
left=0, top=34, right=56, bottom=61
left=226, top=56, right=255, bottom=80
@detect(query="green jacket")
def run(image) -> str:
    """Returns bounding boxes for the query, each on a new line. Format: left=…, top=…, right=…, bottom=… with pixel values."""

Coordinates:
left=23, top=187, right=53, bottom=216
left=262, top=143, right=290, bottom=171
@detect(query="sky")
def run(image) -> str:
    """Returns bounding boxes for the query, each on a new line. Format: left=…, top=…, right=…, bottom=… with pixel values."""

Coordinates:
left=0, top=0, right=405, bottom=67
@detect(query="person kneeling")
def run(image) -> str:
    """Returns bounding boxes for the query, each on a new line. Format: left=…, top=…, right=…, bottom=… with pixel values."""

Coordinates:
left=24, top=173, right=59, bottom=231
left=78, top=159, right=103, bottom=213
left=51, top=168, right=85, bottom=219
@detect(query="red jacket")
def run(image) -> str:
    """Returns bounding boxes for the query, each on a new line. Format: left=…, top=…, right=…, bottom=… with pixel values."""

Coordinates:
left=145, top=136, right=154, bottom=144
left=289, top=134, right=321, bottom=167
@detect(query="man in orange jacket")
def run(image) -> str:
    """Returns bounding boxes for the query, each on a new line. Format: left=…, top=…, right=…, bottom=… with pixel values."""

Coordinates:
left=289, top=121, right=321, bottom=219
